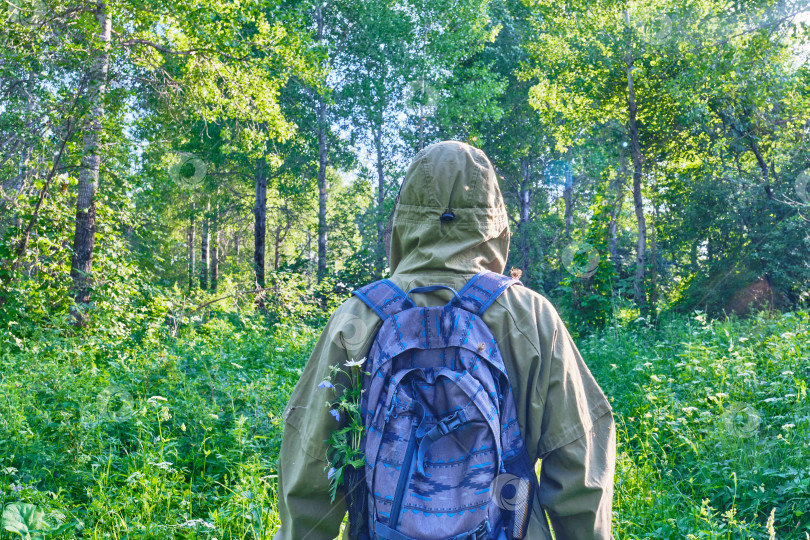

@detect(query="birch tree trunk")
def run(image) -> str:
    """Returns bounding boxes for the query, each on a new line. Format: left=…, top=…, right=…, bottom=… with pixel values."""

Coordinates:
left=187, top=212, right=195, bottom=290
left=69, top=1, right=111, bottom=311
left=211, top=200, right=220, bottom=292
left=200, top=199, right=209, bottom=290
left=253, top=164, right=267, bottom=308
left=650, top=198, right=658, bottom=321
left=624, top=10, right=648, bottom=312
left=608, top=159, right=626, bottom=265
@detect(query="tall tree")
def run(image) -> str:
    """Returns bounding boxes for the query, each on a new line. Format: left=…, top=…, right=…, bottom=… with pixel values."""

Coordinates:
left=69, top=1, right=111, bottom=311
left=254, top=161, right=267, bottom=307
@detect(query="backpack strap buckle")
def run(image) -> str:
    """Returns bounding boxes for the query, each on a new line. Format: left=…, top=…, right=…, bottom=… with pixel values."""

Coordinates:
left=449, top=520, right=491, bottom=540
left=470, top=521, right=491, bottom=540
left=415, top=409, right=469, bottom=475
left=437, top=410, right=466, bottom=435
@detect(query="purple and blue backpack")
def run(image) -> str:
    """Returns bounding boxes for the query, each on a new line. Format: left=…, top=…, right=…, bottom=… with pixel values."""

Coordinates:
left=348, top=271, right=538, bottom=540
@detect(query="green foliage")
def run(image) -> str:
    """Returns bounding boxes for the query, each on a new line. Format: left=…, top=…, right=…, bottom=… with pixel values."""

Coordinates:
left=0, top=300, right=317, bottom=539
left=553, top=188, right=623, bottom=335
left=583, top=310, right=810, bottom=538
left=2, top=289, right=807, bottom=539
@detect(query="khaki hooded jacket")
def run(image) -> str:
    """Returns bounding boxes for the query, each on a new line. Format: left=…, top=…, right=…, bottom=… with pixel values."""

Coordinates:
left=274, top=141, right=615, bottom=540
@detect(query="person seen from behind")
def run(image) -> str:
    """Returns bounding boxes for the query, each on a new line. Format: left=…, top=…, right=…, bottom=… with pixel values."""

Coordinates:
left=274, top=141, right=615, bottom=540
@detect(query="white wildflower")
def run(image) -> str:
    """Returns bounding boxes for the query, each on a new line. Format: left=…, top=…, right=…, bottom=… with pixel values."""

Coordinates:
left=344, top=357, right=367, bottom=368
left=147, top=396, right=168, bottom=404
left=179, top=519, right=216, bottom=530
left=782, top=423, right=795, bottom=430
left=126, top=471, right=144, bottom=486
left=149, top=461, right=176, bottom=473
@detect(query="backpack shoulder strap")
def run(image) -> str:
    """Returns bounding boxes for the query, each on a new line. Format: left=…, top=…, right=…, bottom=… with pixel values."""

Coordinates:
left=352, top=279, right=415, bottom=321
left=456, top=270, right=522, bottom=315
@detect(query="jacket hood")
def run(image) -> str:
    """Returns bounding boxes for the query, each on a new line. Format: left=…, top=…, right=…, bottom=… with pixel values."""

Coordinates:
left=389, top=141, right=510, bottom=278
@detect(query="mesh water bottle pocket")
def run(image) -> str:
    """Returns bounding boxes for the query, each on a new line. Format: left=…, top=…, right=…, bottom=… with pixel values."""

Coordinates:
left=492, top=448, right=537, bottom=539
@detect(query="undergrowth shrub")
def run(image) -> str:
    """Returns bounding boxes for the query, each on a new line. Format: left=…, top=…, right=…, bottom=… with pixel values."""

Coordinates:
left=583, top=310, right=810, bottom=538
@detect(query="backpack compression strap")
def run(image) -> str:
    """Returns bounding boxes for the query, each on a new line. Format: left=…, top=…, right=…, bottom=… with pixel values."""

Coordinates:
left=352, top=279, right=415, bottom=321
left=456, top=271, right=522, bottom=315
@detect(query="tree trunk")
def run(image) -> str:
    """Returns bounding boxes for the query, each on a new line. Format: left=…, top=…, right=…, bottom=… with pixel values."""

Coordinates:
left=274, top=205, right=291, bottom=271
left=748, top=139, right=774, bottom=200
left=274, top=224, right=282, bottom=270
left=650, top=199, right=658, bottom=321
left=608, top=160, right=626, bottom=265
left=316, top=5, right=328, bottom=283
left=69, top=1, right=111, bottom=312
left=11, top=119, right=73, bottom=274
left=306, top=231, right=313, bottom=289
left=374, top=127, right=386, bottom=277
left=187, top=212, right=195, bottom=290
left=211, top=200, right=220, bottom=292
left=690, top=240, right=698, bottom=271
left=624, top=10, right=648, bottom=312
left=254, top=164, right=267, bottom=308
left=200, top=199, right=209, bottom=290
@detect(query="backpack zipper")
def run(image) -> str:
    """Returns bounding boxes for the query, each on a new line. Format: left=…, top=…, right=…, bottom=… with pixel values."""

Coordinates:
left=387, top=417, right=418, bottom=529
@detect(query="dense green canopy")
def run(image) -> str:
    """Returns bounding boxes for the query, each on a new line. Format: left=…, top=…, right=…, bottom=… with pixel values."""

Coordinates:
left=1, top=0, right=807, bottom=328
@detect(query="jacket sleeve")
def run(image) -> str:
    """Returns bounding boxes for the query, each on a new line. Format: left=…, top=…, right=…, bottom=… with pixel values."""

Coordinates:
left=535, top=313, right=616, bottom=539
left=273, top=309, right=356, bottom=540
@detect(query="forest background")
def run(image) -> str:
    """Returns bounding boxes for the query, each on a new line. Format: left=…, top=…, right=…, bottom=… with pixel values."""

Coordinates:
left=0, top=0, right=809, bottom=537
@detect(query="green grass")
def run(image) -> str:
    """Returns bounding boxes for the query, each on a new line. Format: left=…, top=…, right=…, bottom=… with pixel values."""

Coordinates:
left=0, top=315, right=317, bottom=539
left=0, top=310, right=807, bottom=538
left=584, top=311, right=810, bottom=539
